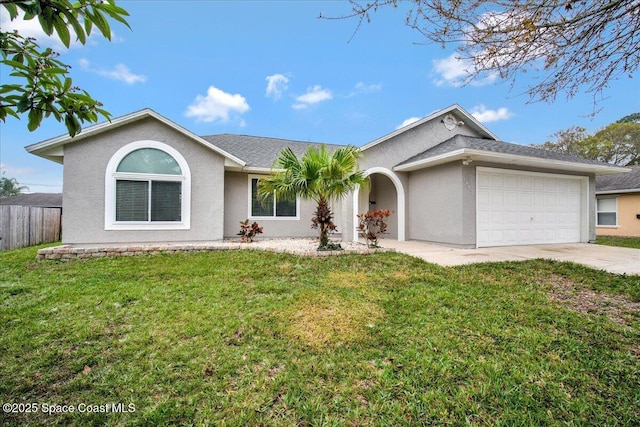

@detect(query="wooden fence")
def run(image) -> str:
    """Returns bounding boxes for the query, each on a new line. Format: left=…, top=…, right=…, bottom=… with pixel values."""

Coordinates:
left=0, top=205, right=62, bottom=251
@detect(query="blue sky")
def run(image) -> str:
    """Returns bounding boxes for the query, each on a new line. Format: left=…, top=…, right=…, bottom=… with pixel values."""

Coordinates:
left=1, top=1, right=639, bottom=193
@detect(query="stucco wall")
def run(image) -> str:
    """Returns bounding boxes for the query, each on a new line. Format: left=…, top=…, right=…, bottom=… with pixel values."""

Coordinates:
left=406, top=161, right=596, bottom=247
left=407, top=162, right=474, bottom=246
left=223, top=172, right=343, bottom=239
left=596, top=193, right=640, bottom=237
left=62, top=117, right=226, bottom=244
left=346, top=111, right=484, bottom=242
left=359, top=112, right=480, bottom=172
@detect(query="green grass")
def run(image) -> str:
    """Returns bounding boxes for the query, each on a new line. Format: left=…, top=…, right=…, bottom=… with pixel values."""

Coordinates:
left=1, top=245, right=639, bottom=426
left=596, top=235, right=640, bottom=249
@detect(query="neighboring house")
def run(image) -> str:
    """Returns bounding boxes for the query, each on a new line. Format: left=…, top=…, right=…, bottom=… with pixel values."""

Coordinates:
left=25, top=105, right=627, bottom=248
left=595, top=165, right=640, bottom=237
left=0, top=193, right=63, bottom=208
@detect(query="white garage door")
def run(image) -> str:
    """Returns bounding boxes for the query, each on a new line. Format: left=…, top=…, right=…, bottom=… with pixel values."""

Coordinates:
left=477, top=168, right=584, bottom=247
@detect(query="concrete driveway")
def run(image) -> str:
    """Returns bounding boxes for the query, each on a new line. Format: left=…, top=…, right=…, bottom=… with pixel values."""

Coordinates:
left=382, top=241, right=640, bottom=275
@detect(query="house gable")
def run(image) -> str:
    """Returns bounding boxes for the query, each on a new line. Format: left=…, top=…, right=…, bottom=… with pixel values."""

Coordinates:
left=25, top=108, right=246, bottom=169
left=358, top=105, right=496, bottom=172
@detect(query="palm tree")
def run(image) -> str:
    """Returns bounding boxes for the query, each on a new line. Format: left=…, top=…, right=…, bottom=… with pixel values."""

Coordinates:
left=0, top=175, right=29, bottom=198
left=258, top=144, right=368, bottom=249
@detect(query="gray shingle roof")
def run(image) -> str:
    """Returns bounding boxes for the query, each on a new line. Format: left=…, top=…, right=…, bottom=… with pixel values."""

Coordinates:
left=201, top=134, right=345, bottom=169
left=0, top=193, right=62, bottom=207
left=596, top=165, right=640, bottom=192
left=396, top=134, right=615, bottom=168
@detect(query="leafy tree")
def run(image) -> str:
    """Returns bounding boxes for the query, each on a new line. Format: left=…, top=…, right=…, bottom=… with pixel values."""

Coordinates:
left=340, top=0, right=639, bottom=107
left=535, top=126, right=589, bottom=156
left=617, top=113, right=640, bottom=124
left=534, top=121, right=640, bottom=166
left=582, top=122, right=640, bottom=166
left=258, top=145, right=368, bottom=249
left=0, top=173, right=29, bottom=198
left=0, top=0, right=130, bottom=137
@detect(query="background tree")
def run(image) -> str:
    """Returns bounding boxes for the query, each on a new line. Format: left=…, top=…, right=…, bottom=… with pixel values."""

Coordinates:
left=535, top=126, right=589, bottom=156
left=340, top=0, right=639, bottom=108
left=533, top=115, right=640, bottom=166
left=258, top=145, right=368, bottom=250
left=581, top=122, right=640, bottom=166
left=617, top=113, right=640, bottom=124
left=0, top=0, right=129, bottom=137
left=0, top=173, right=29, bottom=198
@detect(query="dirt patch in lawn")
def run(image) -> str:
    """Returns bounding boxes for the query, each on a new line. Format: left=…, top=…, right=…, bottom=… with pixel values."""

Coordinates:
left=277, top=292, right=382, bottom=348
left=543, top=274, right=640, bottom=326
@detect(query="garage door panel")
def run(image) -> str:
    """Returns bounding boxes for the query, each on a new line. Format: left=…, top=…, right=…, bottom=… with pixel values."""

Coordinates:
left=477, top=169, right=583, bottom=247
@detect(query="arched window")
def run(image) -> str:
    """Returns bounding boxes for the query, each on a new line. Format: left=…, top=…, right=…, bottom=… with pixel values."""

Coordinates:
left=105, top=141, right=191, bottom=230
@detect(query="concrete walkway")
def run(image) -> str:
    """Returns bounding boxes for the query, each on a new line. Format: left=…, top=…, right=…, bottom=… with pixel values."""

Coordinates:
left=382, top=240, right=640, bottom=275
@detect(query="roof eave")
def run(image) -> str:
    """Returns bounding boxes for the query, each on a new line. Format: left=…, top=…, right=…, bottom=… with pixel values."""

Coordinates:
left=394, top=149, right=629, bottom=175
left=361, top=104, right=499, bottom=152
left=25, top=109, right=247, bottom=167
left=596, top=188, right=640, bottom=195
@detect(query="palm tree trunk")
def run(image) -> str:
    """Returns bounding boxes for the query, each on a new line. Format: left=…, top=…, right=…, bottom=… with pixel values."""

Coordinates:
left=315, top=198, right=332, bottom=248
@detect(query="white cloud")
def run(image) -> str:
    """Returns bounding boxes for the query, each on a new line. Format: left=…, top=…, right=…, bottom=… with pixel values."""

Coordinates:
left=292, top=85, right=333, bottom=110
left=432, top=53, right=497, bottom=87
left=79, top=58, right=146, bottom=84
left=0, top=9, right=63, bottom=48
left=396, top=117, right=421, bottom=130
left=349, top=82, right=382, bottom=96
left=185, top=86, right=250, bottom=123
left=470, top=104, right=514, bottom=123
left=265, top=74, right=289, bottom=100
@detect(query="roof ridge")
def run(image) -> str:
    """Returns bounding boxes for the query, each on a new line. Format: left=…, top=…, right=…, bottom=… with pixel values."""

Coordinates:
left=201, top=133, right=346, bottom=147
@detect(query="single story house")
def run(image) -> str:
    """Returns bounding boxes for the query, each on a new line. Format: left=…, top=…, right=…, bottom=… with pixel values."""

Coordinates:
left=25, top=104, right=627, bottom=248
left=595, top=165, right=640, bottom=237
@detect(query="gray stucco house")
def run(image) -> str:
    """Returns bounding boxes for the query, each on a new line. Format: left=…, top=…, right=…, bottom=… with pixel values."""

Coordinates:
left=26, top=104, right=625, bottom=248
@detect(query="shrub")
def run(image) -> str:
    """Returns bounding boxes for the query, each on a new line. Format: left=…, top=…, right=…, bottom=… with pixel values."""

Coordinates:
left=357, top=209, right=393, bottom=248
left=237, top=219, right=263, bottom=243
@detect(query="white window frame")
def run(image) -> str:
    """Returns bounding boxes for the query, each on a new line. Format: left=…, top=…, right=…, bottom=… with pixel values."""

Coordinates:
left=105, top=140, right=191, bottom=230
left=247, top=175, right=300, bottom=220
left=596, top=197, right=618, bottom=227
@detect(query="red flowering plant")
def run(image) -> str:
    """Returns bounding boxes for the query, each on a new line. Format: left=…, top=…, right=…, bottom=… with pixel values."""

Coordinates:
left=357, top=209, right=393, bottom=248
left=237, top=219, right=263, bottom=243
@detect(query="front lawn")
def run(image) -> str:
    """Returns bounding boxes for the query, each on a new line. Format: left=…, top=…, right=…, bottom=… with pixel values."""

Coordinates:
left=1, top=246, right=639, bottom=426
left=596, top=235, right=640, bottom=249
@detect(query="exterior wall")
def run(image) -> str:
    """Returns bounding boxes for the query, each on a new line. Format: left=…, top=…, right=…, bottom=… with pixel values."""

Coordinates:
left=407, top=162, right=473, bottom=246
left=596, top=193, right=640, bottom=237
left=223, top=172, right=343, bottom=239
left=62, top=117, right=226, bottom=244
left=346, top=111, right=484, bottom=241
left=359, top=112, right=481, bottom=172
left=407, top=161, right=596, bottom=247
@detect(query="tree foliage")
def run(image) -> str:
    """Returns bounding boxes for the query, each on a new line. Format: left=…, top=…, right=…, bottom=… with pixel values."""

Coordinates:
left=258, top=145, right=368, bottom=249
left=617, top=113, right=640, bottom=124
left=341, top=0, right=639, bottom=107
left=534, top=118, right=640, bottom=166
left=0, top=173, right=29, bottom=198
left=0, top=0, right=130, bottom=136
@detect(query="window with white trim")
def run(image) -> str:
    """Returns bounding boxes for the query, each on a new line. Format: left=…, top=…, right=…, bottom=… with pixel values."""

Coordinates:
left=105, top=141, right=191, bottom=230
left=596, top=197, right=617, bottom=226
left=249, top=176, right=298, bottom=219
